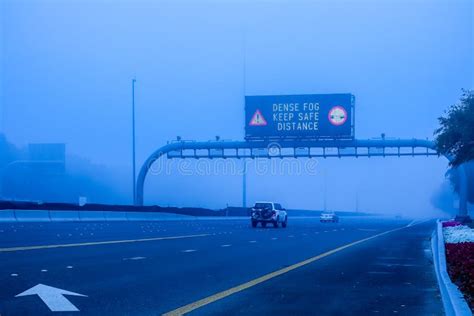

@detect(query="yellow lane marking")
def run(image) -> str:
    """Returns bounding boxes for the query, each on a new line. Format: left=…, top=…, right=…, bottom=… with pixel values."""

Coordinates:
left=163, top=224, right=424, bottom=316
left=0, top=234, right=211, bottom=253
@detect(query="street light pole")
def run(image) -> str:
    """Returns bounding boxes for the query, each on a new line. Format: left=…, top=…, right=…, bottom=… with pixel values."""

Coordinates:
left=242, top=27, right=247, bottom=210
left=132, top=78, right=137, bottom=205
left=323, top=168, right=327, bottom=212
left=242, top=160, right=247, bottom=209
left=356, top=190, right=359, bottom=213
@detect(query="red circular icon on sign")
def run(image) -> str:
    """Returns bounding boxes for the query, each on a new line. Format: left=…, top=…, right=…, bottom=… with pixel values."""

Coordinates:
left=328, top=106, right=348, bottom=126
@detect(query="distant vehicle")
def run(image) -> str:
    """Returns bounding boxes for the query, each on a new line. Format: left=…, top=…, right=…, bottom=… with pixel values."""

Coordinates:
left=251, top=202, right=288, bottom=228
left=320, top=212, right=339, bottom=223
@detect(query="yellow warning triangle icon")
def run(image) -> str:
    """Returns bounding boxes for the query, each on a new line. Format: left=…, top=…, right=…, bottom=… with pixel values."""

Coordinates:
left=249, top=109, right=267, bottom=126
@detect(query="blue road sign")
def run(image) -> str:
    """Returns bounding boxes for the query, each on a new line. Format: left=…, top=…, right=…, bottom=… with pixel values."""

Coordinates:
left=245, top=94, right=354, bottom=140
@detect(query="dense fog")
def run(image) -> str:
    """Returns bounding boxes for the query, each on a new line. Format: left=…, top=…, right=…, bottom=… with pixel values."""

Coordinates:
left=0, top=0, right=472, bottom=216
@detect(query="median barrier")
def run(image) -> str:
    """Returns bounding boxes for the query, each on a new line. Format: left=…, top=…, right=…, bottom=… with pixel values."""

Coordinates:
left=50, top=210, right=80, bottom=222
left=0, top=210, right=16, bottom=222
left=103, top=211, right=128, bottom=221
left=77, top=211, right=107, bottom=222
left=0, top=210, right=244, bottom=222
left=15, top=210, right=50, bottom=222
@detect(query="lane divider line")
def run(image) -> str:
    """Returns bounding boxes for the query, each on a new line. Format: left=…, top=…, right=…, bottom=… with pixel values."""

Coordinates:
left=0, top=234, right=211, bottom=253
left=163, top=222, right=431, bottom=316
left=406, top=219, right=430, bottom=227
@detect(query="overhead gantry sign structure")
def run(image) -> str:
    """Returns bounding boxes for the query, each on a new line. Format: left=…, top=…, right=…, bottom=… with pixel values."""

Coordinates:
left=135, top=138, right=469, bottom=219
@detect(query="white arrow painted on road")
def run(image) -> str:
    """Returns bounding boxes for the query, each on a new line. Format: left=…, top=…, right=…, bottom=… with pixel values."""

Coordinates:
left=15, top=284, right=87, bottom=312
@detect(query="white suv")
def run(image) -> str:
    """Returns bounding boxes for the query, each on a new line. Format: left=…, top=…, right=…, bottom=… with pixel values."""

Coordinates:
left=251, top=202, right=288, bottom=228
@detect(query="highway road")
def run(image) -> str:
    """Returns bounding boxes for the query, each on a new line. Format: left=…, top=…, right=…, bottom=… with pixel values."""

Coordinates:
left=0, top=216, right=443, bottom=315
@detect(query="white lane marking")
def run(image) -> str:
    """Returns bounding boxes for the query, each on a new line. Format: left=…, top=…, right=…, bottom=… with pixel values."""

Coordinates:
left=357, top=229, right=378, bottom=232
left=41, top=269, right=48, bottom=272
left=249, top=241, right=257, bottom=243
left=66, top=266, right=73, bottom=269
left=220, top=244, right=232, bottom=248
left=373, top=263, right=423, bottom=267
left=0, top=234, right=210, bottom=253
left=123, top=256, right=147, bottom=261
left=182, top=249, right=197, bottom=253
left=15, top=284, right=87, bottom=312
left=11, top=273, right=18, bottom=277
left=378, top=257, right=401, bottom=260
left=406, top=219, right=430, bottom=227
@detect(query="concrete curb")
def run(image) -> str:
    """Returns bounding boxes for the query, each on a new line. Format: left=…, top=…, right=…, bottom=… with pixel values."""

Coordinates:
left=431, top=219, right=471, bottom=316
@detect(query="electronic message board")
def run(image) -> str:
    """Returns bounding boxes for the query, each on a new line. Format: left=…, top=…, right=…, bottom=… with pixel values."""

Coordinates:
left=245, top=94, right=354, bottom=140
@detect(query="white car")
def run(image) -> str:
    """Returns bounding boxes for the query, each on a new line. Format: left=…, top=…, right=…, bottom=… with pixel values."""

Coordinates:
left=320, top=212, right=339, bottom=223
left=251, top=202, right=288, bottom=228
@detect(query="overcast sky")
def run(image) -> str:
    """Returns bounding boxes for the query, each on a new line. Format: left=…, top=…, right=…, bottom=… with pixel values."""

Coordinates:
left=0, top=0, right=472, bottom=214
